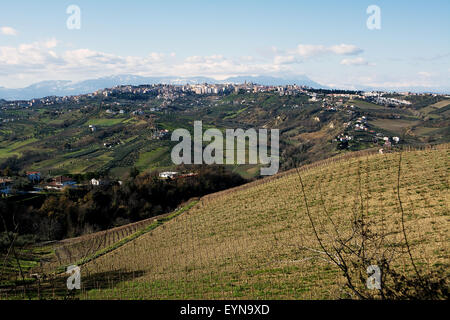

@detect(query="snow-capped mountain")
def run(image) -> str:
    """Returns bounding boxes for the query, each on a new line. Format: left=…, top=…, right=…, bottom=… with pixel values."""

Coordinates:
left=0, top=74, right=326, bottom=100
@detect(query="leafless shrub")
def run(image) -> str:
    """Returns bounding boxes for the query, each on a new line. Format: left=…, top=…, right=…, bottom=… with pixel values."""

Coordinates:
left=295, top=150, right=449, bottom=299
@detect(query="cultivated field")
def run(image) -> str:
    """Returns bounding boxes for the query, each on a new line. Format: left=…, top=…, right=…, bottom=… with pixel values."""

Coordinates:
left=67, top=145, right=448, bottom=299
left=1, top=146, right=447, bottom=299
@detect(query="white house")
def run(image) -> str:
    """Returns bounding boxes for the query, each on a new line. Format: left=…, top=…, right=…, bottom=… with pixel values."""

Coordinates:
left=91, top=178, right=113, bottom=186
left=91, top=178, right=101, bottom=186
left=159, top=171, right=179, bottom=179
left=45, top=176, right=77, bottom=190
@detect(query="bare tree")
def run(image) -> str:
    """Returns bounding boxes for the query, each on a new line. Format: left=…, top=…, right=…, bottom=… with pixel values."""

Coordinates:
left=295, top=150, right=448, bottom=299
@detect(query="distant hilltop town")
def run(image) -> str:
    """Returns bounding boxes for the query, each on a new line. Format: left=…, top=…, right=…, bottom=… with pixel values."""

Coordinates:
left=1, top=79, right=448, bottom=197
left=1, top=82, right=447, bottom=109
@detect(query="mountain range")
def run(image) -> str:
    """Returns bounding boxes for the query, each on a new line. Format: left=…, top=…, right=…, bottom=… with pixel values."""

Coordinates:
left=0, top=75, right=325, bottom=100
left=2, top=75, right=448, bottom=101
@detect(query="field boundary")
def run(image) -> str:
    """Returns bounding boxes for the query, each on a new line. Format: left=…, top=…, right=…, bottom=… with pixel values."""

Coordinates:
left=56, top=199, right=199, bottom=273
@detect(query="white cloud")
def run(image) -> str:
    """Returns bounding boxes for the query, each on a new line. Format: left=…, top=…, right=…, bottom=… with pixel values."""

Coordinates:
left=0, top=40, right=62, bottom=66
left=5, top=39, right=446, bottom=92
left=267, top=43, right=363, bottom=66
left=185, top=55, right=225, bottom=64
left=0, top=41, right=362, bottom=81
left=274, top=55, right=300, bottom=65
left=294, top=44, right=327, bottom=58
left=340, top=57, right=374, bottom=66
left=45, top=38, right=58, bottom=49
left=1, top=26, right=18, bottom=36
left=0, top=40, right=286, bottom=86
left=293, top=43, right=363, bottom=58
left=329, top=44, right=363, bottom=55
left=176, top=54, right=281, bottom=76
left=63, top=49, right=122, bottom=67
left=417, top=71, right=433, bottom=78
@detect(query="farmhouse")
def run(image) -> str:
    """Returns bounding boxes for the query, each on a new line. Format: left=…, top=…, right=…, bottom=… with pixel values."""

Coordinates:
left=45, top=176, right=77, bottom=190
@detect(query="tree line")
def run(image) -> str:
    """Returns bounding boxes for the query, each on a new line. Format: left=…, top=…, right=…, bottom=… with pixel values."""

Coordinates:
left=0, top=166, right=247, bottom=245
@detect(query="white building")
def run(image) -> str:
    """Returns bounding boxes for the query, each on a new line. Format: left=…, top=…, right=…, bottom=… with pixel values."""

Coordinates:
left=91, top=178, right=103, bottom=186
left=159, top=172, right=179, bottom=179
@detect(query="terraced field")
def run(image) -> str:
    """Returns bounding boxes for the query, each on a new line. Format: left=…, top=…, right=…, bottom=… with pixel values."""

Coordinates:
left=1, top=146, right=447, bottom=300
left=65, top=145, right=448, bottom=299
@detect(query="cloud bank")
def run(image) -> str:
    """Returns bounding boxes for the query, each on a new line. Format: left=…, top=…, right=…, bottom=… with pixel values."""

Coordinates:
left=0, top=26, right=18, bottom=36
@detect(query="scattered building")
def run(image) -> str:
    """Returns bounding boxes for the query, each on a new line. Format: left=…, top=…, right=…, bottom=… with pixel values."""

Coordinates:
left=152, top=129, right=169, bottom=140
left=159, top=171, right=179, bottom=179
left=90, top=178, right=108, bottom=186
left=46, top=176, right=77, bottom=190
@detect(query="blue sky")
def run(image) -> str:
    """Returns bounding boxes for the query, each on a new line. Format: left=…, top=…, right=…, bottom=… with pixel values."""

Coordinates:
left=0, top=0, right=449, bottom=90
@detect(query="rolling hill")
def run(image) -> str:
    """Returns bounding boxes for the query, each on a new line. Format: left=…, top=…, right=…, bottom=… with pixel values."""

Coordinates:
left=15, top=145, right=447, bottom=300
left=1, top=89, right=448, bottom=180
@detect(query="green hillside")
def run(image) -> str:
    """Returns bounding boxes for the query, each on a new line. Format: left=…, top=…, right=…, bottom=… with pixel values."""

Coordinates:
left=1, top=90, right=449, bottom=179
left=13, top=145, right=445, bottom=300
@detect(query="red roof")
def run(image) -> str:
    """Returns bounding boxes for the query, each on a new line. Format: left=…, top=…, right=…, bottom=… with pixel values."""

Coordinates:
left=53, top=176, right=74, bottom=183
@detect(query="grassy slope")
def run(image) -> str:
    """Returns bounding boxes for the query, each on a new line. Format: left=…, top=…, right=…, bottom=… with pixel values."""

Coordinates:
left=420, top=100, right=450, bottom=114
left=75, top=146, right=449, bottom=299
left=369, top=119, right=420, bottom=135
left=1, top=93, right=448, bottom=178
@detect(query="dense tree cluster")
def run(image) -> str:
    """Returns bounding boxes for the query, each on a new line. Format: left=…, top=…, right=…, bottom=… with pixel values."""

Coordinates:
left=0, top=166, right=246, bottom=242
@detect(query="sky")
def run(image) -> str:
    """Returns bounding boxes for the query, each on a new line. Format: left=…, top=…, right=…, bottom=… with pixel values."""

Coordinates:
left=0, top=0, right=449, bottom=91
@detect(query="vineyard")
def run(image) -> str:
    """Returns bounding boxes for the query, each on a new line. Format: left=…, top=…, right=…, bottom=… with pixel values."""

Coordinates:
left=1, top=145, right=448, bottom=299
left=52, top=212, right=172, bottom=270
